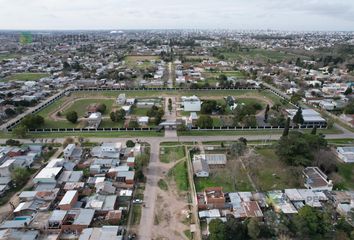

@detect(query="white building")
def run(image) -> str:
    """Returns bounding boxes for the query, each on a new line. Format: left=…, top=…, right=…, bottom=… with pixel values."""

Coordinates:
left=116, top=93, right=126, bottom=105
left=286, top=108, right=326, bottom=126
left=337, top=147, right=354, bottom=163
left=181, top=95, right=202, bottom=112
left=137, top=116, right=149, bottom=126
left=87, top=112, right=102, bottom=129
left=303, top=167, right=333, bottom=191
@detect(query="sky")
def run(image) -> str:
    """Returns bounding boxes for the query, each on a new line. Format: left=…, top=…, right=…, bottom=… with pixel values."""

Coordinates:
left=0, top=0, right=353, bottom=31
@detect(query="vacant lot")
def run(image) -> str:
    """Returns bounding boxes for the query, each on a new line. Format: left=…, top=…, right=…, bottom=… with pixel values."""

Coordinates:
left=2, top=72, right=49, bottom=82
left=124, top=55, right=160, bottom=68
left=251, top=148, right=303, bottom=191
left=331, top=163, right=354, bottom=190
left=160, top=142, right=186, bottom=163
left=195, top=155, right=254, bottom=192
left=168, top=160, right=189, bottom=192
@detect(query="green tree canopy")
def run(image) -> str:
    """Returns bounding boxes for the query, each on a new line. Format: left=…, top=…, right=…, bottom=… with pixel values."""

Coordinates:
left=66, top=111, right=78, bottom=124
left=196, top=115, right=213, bottom=128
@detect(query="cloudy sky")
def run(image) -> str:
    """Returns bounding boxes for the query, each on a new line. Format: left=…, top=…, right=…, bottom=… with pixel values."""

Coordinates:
left=0, top=0, right=353, bottom=31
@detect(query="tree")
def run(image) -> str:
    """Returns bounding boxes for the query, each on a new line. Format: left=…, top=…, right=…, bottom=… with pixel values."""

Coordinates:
left=311, top=125, right=317, bottom=135
left=276, top=132, right=327, bottom=166
left=22, top=115, right=44, bottom=129
left=5, top=139, right=21, bottom=146
left=247, top=218, right=260, bottom=240
left=344, top=87, right=353, bottom=95
left=201, top=100, right=217, bottom=114
left=126, top=140, right=135, bottom=148
left=13, top=124, right=28, bottom=138
left=110, top=109, right=126, bottom=122
left=196, top=115, right=213, bottom=128
left=282, top=117, right=291, bottom=136
left=63, top=137, right=75, bottom=148
left=66, top=111, right=78, bottom=123
left=292, top=206, right=332, bottom=238
left=5, top=108, right=16, bottom=117
left=293, top=108, right=304, bottom=125
left=242, top=115, right=257, bottom=127
left=96, top=103, right=107, bottom=114
left=209, top=219, right=226, bottom=240
left=229, top=142, right=246, bottom=157
left=11, top=167, right=31, bottom=186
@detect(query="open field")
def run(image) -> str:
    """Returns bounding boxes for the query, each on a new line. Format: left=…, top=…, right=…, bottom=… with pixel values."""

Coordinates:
left=62, top=98, right=115, bottom=117
left=160, top=143, right=186, bottom=163
left=195, top=163, right=254, bottom=192
left=1, top=72, right=49, bottom=82
left=168, top=160, right=189, bottom=192
left=331, top=163, right=354, bottom=190
left=253, top=148, right=303, bottom=191
left=124, top=55, right=160, bottom=68
left=221, top=48, right=308, bottom=63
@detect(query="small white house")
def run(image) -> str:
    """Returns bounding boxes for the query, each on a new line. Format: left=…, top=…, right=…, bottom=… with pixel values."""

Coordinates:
left=337, top=147, right=354, bottom=163
left=181, top=95, right=201, bottom=112
left=87, top=112, right=102, bottom=128
left=116, top=93, right=126, bottom=105
left=137, top=116, right=149, bottom=126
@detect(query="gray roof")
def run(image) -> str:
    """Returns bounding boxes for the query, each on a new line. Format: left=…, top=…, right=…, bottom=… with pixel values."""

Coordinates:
left=73, top=209, right=95, bottom=225
left=49, top=210, right=67, bottom=222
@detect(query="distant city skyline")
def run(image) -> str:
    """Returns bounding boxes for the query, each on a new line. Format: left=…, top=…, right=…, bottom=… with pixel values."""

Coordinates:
left=0, top=0, right=354, bottom=31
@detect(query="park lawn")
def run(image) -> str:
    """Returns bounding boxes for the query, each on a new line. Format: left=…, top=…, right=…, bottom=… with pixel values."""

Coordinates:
left=36, top=96, right=68, bottom=118
left=2, top=72, right=49, bottom=82
left=132, top=107, right=149, bottom=116
left=63, top=99, right=115, bottom=117
left=40, top=119, right=78, bottom=129
left=99, top=119, right=124, bottom=128
left=160, top=144, right=185, bottom=163
left=334, top=163, right=354, bottom=190
left=255, top=148, right=302, bottom=191
left=168, top=160, right=189, bottom=191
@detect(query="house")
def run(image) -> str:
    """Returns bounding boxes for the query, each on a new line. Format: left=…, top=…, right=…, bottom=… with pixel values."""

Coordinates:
left=204, top=187, right=225, bottom=209
left=63, top=144, right=83, bottom=161
left=79, top=226, right=124, bottom=240
left=58, top=190, right=78, bottom=210
left=126, top=98, right=136, bottom=105
left=116, top=93, right=126, bottom=105
left=193, top=155, right=209, bottom=177
left=61, top=209, right=95, bottom=233
left=87, top=112, right=102, bottom=129
left=121, top=105, right=132, bottom=115
left=33, top=167, right=63, bottom=183
left=91, top=143, right=122, bottom=159
left=127, top=157, right=135, bottom=167
left=303, top=167, right=333, bottom=191
left=0, top=159, right=15, bottom=177
left=48, top=210, right=67, bottom=229
left=181, top=95, right=202, bottom=112
left=85, top=194, right=117, bottom=212
left=137, top=116, right=149, bottom=126
left=336, top=147, right=354, bottom=163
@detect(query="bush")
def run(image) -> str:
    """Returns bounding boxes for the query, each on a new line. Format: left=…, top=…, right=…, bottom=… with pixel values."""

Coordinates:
left=96, top=103, right=107, bottom=114
left=66, top=111, right=78, bottom=123
left=126, top=140, right=136, bottom=148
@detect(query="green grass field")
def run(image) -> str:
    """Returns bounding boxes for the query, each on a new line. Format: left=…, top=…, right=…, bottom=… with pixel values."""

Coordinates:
left=160, top=143, right=185, bottom=163
left=124, top=55, right=160, bottom=69
left=63, top=99, right=115, bottom=117
left=221, top=49, right=307, bottom=63
left=255, top=148, right=302, bottom=191
left=334, top=163, right=354, bottom=190
left=1, top=72, right=49, bottom=82
left=168, top=160, right=189, bottom=191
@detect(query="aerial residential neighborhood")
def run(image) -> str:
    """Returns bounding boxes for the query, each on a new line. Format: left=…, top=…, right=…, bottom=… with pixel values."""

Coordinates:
left=1, top=1, right=354, bottom=240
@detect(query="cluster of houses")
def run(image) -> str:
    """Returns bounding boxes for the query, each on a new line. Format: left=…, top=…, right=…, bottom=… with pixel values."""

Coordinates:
left=197, top=166, right=354, bottom=233
left=0, top=141, right=142, bottom=240
left=0, top=144, right=43, bottom=196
